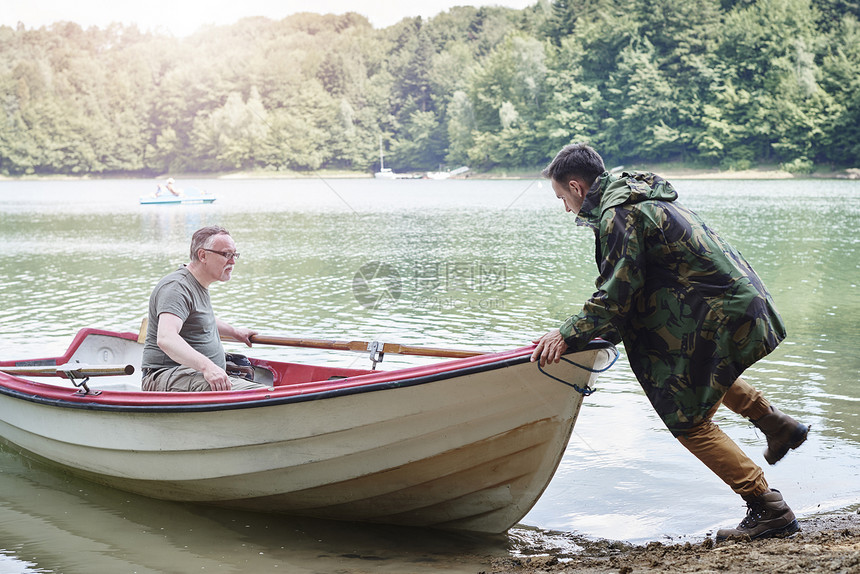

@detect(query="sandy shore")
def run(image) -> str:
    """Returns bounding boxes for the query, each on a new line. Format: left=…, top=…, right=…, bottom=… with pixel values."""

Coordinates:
left=484, top=512, right=860, bottom=573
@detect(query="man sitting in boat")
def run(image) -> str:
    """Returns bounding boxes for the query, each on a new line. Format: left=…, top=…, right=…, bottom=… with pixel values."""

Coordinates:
left=155, top=177, right=181, bottom=196
left=140, top=225, right=267, bottom=392
left=532, top=143, right=809, bottom=542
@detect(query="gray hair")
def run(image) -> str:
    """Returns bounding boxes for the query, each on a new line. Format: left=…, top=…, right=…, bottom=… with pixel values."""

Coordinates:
left=190, top=226, right=230, bottom=261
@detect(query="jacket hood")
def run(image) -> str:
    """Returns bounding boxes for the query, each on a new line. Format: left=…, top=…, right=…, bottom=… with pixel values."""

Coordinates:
left=577, top=171, right=678, bottom=229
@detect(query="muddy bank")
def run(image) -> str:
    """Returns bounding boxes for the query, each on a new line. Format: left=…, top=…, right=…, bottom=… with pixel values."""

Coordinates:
left=486, top=512, right=860, bottom=574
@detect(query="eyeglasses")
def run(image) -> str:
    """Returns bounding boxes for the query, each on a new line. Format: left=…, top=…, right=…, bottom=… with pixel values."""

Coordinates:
left=202, top=248, right=240, bottom=260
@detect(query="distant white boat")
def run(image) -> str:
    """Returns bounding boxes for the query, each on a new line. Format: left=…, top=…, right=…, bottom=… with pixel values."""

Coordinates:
left=374, top=168, right=398, bottom=179
left=139, top=187, right=216, bottom=205
left=425, top=166, right=470, bottom=180
left=374, top=136, right=399, bottom=179
left=375, top=168, right=421, bottom=180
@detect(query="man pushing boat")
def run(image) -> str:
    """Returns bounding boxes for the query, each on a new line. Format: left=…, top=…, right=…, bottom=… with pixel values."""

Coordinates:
left=531, top=143, right=809, bottom=541
left=141, top=225, right=268, bottom=392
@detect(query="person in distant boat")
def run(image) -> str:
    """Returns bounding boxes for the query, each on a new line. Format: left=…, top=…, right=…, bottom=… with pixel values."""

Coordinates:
left=141, top=226, right=267, bottom=392
left=531, top=143, right=809, bottom=542
left=156, top=177, right=181, bottom=196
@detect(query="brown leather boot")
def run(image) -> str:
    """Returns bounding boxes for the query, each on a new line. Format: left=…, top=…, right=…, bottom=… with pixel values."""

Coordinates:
left=753, top=406, right=809, bottom=465
left=716, top=489, right=800, bottom=541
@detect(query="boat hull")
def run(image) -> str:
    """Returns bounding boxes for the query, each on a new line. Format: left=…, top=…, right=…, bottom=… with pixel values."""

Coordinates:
left=0, top=330, right=614, bottom=532
left=139, top=196, right=216, bottom=205
left=139, top=188, right=216, bottom=205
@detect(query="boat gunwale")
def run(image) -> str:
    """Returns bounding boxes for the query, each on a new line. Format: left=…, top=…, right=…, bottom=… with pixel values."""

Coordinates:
left=0, top=329, right=614, bottom=414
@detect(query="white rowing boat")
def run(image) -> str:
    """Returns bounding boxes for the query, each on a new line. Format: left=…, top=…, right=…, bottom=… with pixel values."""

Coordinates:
left=0, top=328, right=616, bottom=533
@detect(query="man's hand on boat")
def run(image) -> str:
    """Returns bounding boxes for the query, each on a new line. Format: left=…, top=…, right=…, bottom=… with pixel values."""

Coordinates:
left=531, top=329, right=569, bottom=367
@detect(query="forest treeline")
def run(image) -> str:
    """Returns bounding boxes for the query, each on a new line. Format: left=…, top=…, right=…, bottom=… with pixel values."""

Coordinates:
left=1, top=0, right=859, bottom=177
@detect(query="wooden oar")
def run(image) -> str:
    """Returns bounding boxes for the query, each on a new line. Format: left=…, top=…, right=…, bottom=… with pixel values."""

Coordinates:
left=0, top=363, right=135, bottom=378
left=234, top=334, right=487, bottom=359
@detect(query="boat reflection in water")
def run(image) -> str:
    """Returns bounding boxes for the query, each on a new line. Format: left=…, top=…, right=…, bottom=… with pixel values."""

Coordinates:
left=0, top=440, right=511, bottom=573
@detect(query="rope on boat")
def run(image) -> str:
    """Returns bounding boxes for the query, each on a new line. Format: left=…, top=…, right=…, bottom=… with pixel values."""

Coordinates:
left=537, top=347, right=619, bottom=396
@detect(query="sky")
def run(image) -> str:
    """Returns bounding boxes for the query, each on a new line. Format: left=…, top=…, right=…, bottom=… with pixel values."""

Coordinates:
left=2, top=0, right=537, bottom=36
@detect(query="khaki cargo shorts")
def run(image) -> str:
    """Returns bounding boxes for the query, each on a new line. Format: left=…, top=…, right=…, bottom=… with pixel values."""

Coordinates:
left=142, top=366, right=268, bottom=392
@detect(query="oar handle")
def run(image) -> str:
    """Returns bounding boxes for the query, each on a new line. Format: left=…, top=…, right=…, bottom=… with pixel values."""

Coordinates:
left=241, top=334, right=486, bottom=359
left=1, top=364, right=135, bottom=378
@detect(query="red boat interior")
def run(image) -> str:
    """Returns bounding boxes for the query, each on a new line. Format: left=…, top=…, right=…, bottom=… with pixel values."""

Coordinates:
left=251, top=358, right=377, bottom=388
left=0, top=328, right=525, bottom=406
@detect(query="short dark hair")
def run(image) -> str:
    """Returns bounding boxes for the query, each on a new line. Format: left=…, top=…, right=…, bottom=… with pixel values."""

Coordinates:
left=541, top=143, right=605, bottom=185
left=190, top=226, right=230, bottom=261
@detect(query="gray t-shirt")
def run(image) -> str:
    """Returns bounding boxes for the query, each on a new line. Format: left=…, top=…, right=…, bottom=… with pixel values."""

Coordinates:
left=141, top=266, right=226, bottom=371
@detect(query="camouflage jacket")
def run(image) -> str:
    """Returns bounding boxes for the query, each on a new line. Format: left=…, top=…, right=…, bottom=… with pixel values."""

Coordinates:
left=559, top=171, right=786, bottom=436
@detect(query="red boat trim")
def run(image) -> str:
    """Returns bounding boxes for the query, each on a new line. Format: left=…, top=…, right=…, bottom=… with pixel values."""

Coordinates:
left=0, top=339, right=614, bottom=414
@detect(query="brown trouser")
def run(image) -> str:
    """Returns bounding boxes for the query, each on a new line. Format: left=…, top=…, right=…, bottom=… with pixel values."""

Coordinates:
left=142, top=366, right=268, bottom=392
left=677, top=378, right=771, bottom=498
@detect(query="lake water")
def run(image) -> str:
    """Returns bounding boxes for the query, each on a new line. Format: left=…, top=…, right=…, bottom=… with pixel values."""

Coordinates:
left=1, top=177, right=858, bottom=572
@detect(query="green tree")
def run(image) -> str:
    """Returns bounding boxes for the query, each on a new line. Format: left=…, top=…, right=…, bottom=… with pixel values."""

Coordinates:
left=712, top=0, right=825, bottom=165
left=445, top=90, right=476, bottom=166
left=1, top=1, right=858, bottom=176
left=467, top=33, right=549, bottom=167
left=190, top=88, right=269, bottom=170
left=260, top=80, right=338, bottom=171
left=818, top=15, right=860, bottom=163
